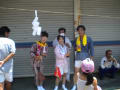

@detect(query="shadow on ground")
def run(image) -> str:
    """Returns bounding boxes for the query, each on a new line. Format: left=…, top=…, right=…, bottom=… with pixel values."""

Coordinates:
left=11, top=72, right=120, bottom=90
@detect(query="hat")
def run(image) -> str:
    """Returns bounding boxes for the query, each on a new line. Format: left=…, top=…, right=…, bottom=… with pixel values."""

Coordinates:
left=81, top=58, right=94, bottom=73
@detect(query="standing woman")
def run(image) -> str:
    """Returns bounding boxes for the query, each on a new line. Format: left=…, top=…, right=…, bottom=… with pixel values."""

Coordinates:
left=30, top=31, right=49, bottom=90
left=54, top=35, right=70, bottom=90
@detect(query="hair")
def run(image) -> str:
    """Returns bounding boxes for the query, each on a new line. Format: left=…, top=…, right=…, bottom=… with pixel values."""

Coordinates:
left=0, top=26, right=11, bottom=33
left=57, top=35, right=64, bottom=41
left=77, top=25, right=86, bottom=31
left=105, top=49, right=112, bottom=55
left=0, top=27, right=5, bottom=37
left=82, top=72, right=94, bottom=86
left=58, top=27, right=66, bottom=33
left=41, top=31, right=49, bottom=37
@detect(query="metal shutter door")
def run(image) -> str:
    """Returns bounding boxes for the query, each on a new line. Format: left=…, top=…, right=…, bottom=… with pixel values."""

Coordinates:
left=80, top=0, right=120, bottom=69
left=0, top=0, right=74, bottom=77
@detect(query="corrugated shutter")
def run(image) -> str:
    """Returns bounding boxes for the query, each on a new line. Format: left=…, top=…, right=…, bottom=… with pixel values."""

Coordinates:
left=80, top=0, right=120, bottom=41
left=0, top=0, right=74, bottom=77
left=80, top=0, right=120, bottom=70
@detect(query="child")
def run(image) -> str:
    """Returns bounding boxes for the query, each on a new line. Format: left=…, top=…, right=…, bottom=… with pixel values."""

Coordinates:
left=54, top=35, right=70, bottom=90
left=30, top=31, right=48, bottom=90
left=77, top=58, right=102, bottom=90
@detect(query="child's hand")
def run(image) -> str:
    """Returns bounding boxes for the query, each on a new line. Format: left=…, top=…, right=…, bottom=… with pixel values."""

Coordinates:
left=65, top=52, right=70, bottom=57
left=93, top=77, right=97, bottom=87
left=34, top=56, right=42, bottom=61
left=42, top=53, right=47, bottom=57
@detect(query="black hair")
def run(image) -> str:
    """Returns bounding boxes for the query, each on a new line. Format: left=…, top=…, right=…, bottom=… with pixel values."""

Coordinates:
left=57, top=35, right=64, bottom=41
left=0, top=27, right=5, bottom=37
left=77, top=25, right=86, bottom=31
left=41, top=31, right=49, bottom=37
left=105, top=49, right=112, bottom=55
left=0, top=26, right=11, bottom=33
left=83, top=72, right=94, bottom=86
left=58, top=27, right=66, bottom=33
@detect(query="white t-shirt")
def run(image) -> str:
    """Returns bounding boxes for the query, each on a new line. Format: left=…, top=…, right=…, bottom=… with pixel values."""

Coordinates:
left=77, top=74, right=102, bottom=90
left=101, top=56, right=120, bottom=69
left=0, top=37, right=16, bottom=73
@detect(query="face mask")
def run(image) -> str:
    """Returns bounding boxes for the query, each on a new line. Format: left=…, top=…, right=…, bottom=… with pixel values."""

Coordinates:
left=60, top=33, right=65, bottom=36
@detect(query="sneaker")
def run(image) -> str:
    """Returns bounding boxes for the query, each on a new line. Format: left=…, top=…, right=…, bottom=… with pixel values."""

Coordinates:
left=41, top=86, right=45, bottom=90
left=71, top=85, right=76, bottom=90
left=62, top=85, right=68, bottom=90
left=37, top=86, right=42, bottom=90
left=54, top=86, right=58, bottom=90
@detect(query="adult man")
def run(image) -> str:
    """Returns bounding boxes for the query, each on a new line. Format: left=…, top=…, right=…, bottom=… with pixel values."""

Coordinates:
left=71, top=25, right=94, bottom=90
left=0, top=26, right=16, bottom=90
left=53, top=27, right=72, bottom=81
left=99, top=50, right=120, bottom=80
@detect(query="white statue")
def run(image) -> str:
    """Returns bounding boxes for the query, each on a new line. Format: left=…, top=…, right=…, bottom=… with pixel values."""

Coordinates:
left=32, top=10, right=42, bottom=36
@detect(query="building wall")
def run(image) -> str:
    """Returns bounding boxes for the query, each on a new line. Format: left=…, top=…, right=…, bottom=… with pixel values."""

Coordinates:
left=0, top=0, right=120, bottom=77
left=80, top=0, right=120, bottom=69
left=0, top=0, right=74, bottom=77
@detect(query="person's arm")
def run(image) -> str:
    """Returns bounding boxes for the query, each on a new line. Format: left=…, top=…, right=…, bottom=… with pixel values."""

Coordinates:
left=73, top=38, right=77, bottom=51
left=101, top=58, right=106, bottom=69
left=65, top=37, right=72, bottom=48
left=93, top=77, right=98, bottom=90
left=111, top=57, right=120, bottom=68
left=0, top=53, right=15, bottom=67
left=0, top=40, right=16, bottom=67
left=30, top=44, right=37, bottom=58
left=89, top=37, right=94, bottom=60
left=53, top=38, right=58, bottom=48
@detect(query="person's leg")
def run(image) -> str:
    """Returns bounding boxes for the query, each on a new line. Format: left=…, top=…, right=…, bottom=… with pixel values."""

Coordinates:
left=71, top=61, right=81, bottom=90
left=62, top=73, right=68, bottom=90
left=34, top=66, right=41, bottom=90
left=72, top=68, right=79, bottom=89
left=54, top=77, right=60, bottom=90
left=66, top=58, right=70, bottom=82
left=38, top=72, right=45, bottom=90
left=5, top=71, right=13, bottom=90
left=109, top=65, right=118, bottom=78
left=5, top=81, right=11, bottom=90
left=0, top=83, right=4, bottom=90
left=99, top=67, right=107, bottom=80
left=0, top=72, right=5, bottom=90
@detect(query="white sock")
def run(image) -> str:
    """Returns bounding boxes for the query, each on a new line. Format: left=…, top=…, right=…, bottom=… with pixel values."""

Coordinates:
left=37, top=86, right=41, bottom=90
left=37, top=86, right=39, bottom=90
left=71, top=85, right=76, bottom=90
left=39, top=85, right=45, bottom=90
left=54, top=86, right=58, bottom=90
left=62, top=84, right=67, bottom=90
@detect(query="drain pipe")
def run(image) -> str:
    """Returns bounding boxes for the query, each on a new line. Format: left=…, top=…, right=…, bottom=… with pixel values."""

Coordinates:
left=74, top=0, right=81, bottom=38
left=74, top=0, right=81, bottom=66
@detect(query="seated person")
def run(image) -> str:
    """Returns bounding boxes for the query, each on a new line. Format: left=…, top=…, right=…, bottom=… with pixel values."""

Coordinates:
left=99, top=50, right=120, bottom=80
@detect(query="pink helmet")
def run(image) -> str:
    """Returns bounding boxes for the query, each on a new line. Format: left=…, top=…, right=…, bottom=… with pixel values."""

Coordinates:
left=81, top=58, right=95, bottom=73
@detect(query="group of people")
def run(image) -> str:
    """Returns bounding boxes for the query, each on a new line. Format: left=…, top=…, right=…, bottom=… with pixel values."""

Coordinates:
left=30, top=25, right=101, bottom=90
left=0, top=25, right=119, bottom=90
